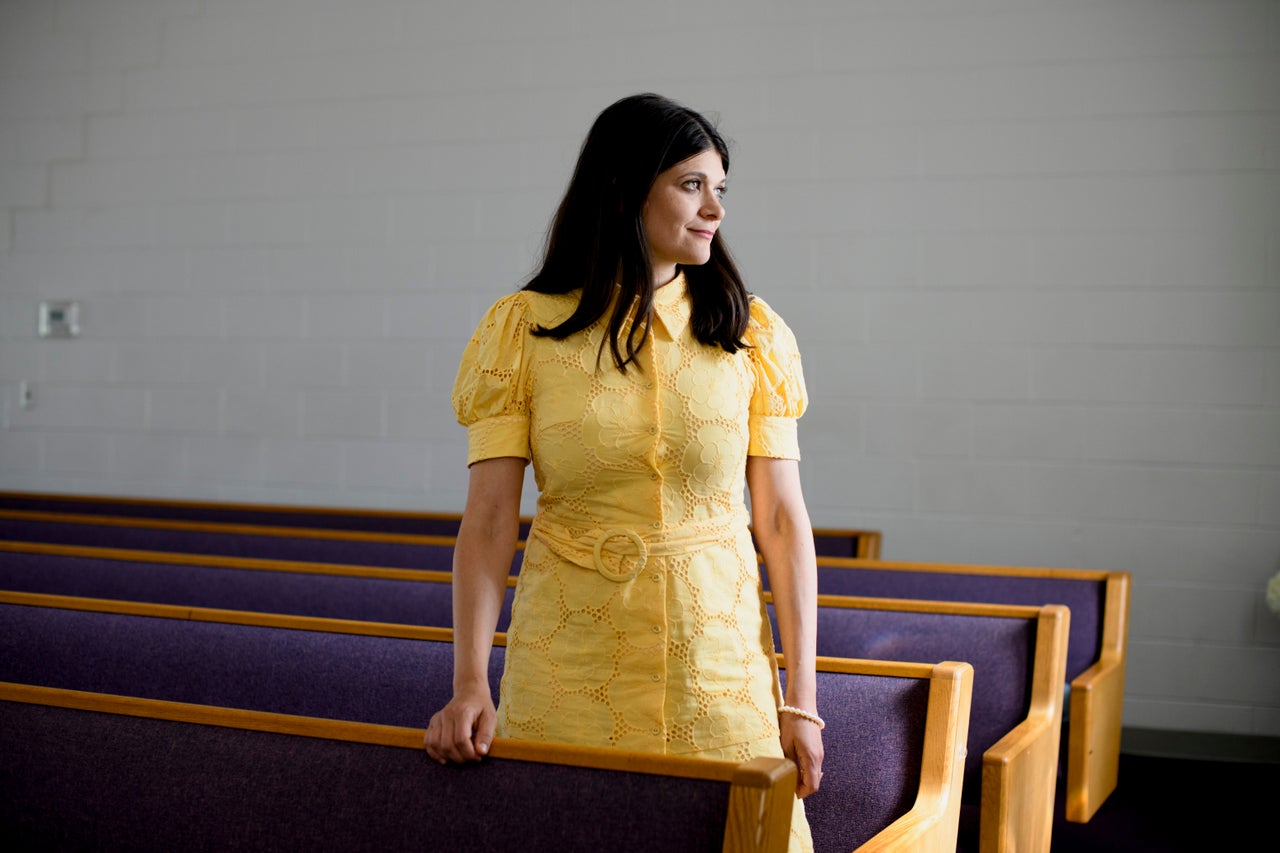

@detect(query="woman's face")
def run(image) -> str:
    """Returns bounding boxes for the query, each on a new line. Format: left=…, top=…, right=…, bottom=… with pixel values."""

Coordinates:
left=641, top=148, right=726, bottom=286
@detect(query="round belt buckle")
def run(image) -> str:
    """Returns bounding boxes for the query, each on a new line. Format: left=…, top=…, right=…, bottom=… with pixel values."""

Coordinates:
left=592, top=528, right=648, bottom=583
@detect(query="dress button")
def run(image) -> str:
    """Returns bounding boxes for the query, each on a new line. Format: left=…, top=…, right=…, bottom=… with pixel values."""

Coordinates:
left=647, top=426, right=656, bottom=435
left=650, top=573, right=660, bottom=582
left=651, top=726, right=661, bottom=735
left=651, top=521, right=661, bottom=529
left=651, top=674, right=661, bottom=682
left=651, top=625, right=661, bottom=634
left=650, top=473, right=658, bottom=480
left=645, top=382, right=654, bottom=389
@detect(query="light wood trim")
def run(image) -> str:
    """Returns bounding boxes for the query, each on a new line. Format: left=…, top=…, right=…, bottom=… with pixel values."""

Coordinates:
left=817, top=555, right=1111, bottom=582
left=809, top=591, right=1046, bottom=619
left=724, top=756, right=798, bottom=853
left=857, top=660, right=973, bottom=853
left=1064, top=571, right=1131, bottom=823
left=788, top=654, right=941, bottom=680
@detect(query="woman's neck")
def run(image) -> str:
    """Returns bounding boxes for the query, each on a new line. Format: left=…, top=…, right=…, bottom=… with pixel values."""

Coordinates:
left=653, top=264, right=679, bottom=289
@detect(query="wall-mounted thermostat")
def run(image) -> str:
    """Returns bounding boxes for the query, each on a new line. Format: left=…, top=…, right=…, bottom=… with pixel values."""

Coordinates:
left=38, top=300, right=80, bottom=338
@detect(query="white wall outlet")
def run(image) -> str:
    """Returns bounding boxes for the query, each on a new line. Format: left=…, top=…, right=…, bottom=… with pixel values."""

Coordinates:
left=39, top=300, right=80, bottom=338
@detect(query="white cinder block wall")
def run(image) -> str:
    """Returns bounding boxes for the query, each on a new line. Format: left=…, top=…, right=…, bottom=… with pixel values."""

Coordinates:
left=0, top=0, right=1277, bottom=737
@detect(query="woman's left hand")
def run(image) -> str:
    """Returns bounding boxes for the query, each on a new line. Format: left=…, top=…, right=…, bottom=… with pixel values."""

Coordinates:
left=780, top=712, right=825, bottom=798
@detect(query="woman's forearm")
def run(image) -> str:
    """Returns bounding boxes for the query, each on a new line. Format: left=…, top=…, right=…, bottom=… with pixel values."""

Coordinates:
left=450, top=457, right=526, bottom=691
left=747, top=457, right=819, bottom=709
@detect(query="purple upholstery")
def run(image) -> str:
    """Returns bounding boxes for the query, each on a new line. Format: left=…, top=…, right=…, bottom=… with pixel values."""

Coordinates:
left=0, top=551, right=514, bottom=631
left=0, top=516, right=522, bottom=574
left=769, top=563, right=1104, bottom=683
left=782, top=669, right=926, bottom=853
left=0, top=602, right=497, bottom=724
left=2, top=601, right=935, bottom=853
left=811, top=537, right=859, bottom=558
left=0, top=700, right=730, bottom=852
left=772, top=604, right=1033, bottom=802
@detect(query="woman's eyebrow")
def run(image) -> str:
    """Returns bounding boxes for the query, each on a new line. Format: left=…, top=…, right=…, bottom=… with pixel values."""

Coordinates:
left=680, top=171, right=727, bottom=183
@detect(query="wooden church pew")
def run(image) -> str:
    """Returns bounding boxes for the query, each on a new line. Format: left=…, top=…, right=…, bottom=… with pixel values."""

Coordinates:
left=0, top=542, right=1055, bottom=851
left=0, top=542, right=1045, bottom=850
left=765, top=555, right=1130, bottom=825
left=781, top=594, right=1068, bottom=853
left=0, top=488, right=881, bottom=558
left=0, top=590, right=972, bottom=853
left=0, top=682, right=795, bottom=853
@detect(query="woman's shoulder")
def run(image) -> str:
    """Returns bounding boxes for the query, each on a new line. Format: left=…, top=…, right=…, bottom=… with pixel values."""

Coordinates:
left=480, top=288, right=579, bottom=329
left=745, top=292, right=795, bottom=339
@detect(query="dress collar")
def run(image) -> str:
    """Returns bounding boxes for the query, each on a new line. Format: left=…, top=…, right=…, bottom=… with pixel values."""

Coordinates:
left=651, top=271, right=691, bottom=338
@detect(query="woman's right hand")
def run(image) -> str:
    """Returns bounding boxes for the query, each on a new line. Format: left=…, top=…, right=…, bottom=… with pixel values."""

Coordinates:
left=424, top=685, right=497, bottom=764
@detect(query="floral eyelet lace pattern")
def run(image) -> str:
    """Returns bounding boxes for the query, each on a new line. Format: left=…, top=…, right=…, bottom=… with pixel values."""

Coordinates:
left=452, top=273, right=808, bottom=758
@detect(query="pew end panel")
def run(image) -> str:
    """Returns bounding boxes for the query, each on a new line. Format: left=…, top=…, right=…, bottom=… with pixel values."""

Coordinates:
left=977, top=603, right=1070, bottom=853
left=0, top=683, right=794, bottom=853
left=1063, top=570, right=1131, bottom=824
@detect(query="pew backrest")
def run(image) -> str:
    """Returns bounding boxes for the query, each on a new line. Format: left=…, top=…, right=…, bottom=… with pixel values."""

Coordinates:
left=0, top=683, right=794, bottom=853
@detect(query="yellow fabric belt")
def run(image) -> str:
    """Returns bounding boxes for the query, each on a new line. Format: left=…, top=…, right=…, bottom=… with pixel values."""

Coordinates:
left=528, top=512, right=750, bottom=583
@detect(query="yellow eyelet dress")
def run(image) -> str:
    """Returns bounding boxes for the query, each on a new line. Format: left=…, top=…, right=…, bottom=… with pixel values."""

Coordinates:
left=452, top=273, right=813, bottom=852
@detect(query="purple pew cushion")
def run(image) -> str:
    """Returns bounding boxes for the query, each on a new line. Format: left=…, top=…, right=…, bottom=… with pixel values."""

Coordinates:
left=0, top=603, right=496, bottom=725
left=797, top=564, right=1103, bottom=682
left=770, top=603, right=1033, bottom=805
left=0, top=551, right=514, bottom=631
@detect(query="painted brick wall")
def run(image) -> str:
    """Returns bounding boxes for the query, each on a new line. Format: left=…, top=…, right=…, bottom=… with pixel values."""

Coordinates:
left=0, top=0, right=1277, bottom=735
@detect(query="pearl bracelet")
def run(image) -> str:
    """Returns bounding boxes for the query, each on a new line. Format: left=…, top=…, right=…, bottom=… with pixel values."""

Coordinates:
left=778, top=705, right=825, bottom=730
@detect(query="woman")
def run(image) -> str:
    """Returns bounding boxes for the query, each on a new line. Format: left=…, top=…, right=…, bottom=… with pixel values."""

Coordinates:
left=425, top=93, right=822, bottom=851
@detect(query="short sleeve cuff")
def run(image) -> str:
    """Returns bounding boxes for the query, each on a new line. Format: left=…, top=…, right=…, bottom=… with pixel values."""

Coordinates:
left=747, top=414, right=801, bottom=460
left=466, top=415, right=531, bottom=466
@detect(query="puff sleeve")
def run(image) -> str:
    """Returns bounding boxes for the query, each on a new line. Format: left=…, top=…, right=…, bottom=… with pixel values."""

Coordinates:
left=744, top=296, right=809, bottom=460
left=451, top=292, right=534, bottom=466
